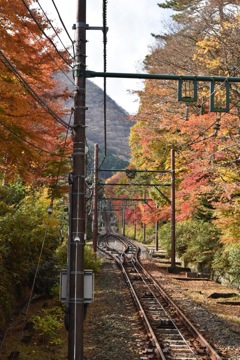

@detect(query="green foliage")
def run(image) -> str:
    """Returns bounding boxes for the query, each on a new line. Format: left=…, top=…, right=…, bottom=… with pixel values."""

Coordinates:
left=212, top=243, right=240, bottom=287
left=56, top=241, right=102, bottom=273
left=158, top=0, right=177, bottom=9
left=0, top=186, right=67, bottom=331
left=84, top=245, right=102, bottom=272
left=3, top=181, right=26, bottom=204
left=0, top=193, right=60, bottom=288
left=158, top=220, right=221, bottom=271
left=28, top=259, right=59, bottom=296
left=31, top=306, right=63, bottom=346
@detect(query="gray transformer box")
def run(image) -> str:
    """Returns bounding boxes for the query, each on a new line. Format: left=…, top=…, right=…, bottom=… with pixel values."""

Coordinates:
left=60, top=269, right=94, bottom=304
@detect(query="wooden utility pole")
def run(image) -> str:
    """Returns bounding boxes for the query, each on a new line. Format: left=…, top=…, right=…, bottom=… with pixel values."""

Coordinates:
left=171, top=149, right=176, bottom=268
left=92, top=144, right=99, bottom=252
left=68, top=0, right=86, bottom=359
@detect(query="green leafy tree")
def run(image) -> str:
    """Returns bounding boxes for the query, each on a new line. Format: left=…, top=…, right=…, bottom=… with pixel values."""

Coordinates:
left=159, top=220, right=220, bottom=271
left=0, top=188, right=67, bottom=331
left=213, top=243, right=240, bottom=287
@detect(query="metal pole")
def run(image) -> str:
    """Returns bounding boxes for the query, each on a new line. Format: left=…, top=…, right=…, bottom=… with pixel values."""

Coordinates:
left=143, top=189, right=146, bottom=243
left=155, top=220, right=159, bottom=252
left=92, top=144, right=98, bottom=252
left=68, top=0, right=86, bottom=358
left=134, top=204, right=136, bottom=239
left=171, top=149, right=176, bottom=268
left=122, top=208, right=125, bottom=236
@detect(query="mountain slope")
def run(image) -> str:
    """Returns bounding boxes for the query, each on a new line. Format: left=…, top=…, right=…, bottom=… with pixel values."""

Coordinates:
left=56, top=72, right=132, bottom=161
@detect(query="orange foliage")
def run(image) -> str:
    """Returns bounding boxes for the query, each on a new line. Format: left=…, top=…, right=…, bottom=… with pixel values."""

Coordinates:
left=0, top=0, right=71, bottom=185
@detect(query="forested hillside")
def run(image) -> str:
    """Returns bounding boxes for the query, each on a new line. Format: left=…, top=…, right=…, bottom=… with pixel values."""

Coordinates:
left=56, top=72, right=132, bottom=162
left=107, top=0, right=240, bottom=287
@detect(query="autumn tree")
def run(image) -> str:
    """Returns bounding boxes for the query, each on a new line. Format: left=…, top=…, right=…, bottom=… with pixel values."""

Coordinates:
left=0, top=0, right=72, bottom=186
left=124, top=1, right=240, bottom=278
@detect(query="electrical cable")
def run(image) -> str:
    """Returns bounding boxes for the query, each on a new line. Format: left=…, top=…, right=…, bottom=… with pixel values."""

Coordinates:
left=0, top=50, right=71, bottom=130
left=0, top=119, right=69, bottom=157
left=21, top=115, right=73, bottom=328
left=181, top=98, right=240, bottom=151
left=99, top=0, right=108, bottom=169
left=36, top=0, right=74, bottom=60
left=202, top=143, right=240, bottom=160
left=23, top=208, right=52, bottom=320
left=7, top=0, right=75, bottom=86
left=20, top=0, right=73, bottom=68
left=49, top=109, right=73, bottom=206
left=103, top=0, right=108, bottom=158
left=50, top=0, right=75, bottom=55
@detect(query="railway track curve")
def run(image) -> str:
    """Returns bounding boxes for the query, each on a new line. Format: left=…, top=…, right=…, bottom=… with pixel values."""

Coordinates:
left=98, top=233, right=222, bottom=360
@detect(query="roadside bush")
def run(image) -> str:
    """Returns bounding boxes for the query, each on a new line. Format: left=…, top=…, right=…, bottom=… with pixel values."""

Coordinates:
left=56, top=240, right=102, bottom=273
left=31, top=306, right=63, bottom=346
left=84, top=244, right=102, bottom=272
left=212, top=242, right=240, bottom=288
left=158, top=220, right=221, bottom=271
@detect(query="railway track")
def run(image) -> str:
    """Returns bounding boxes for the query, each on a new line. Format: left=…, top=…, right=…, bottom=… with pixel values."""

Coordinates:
left=98, top=233, right=222, bottom=360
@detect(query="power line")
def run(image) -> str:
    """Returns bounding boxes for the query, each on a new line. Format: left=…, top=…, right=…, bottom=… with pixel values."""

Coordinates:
left=7, top=0, right=75, bottom=86
left=50, top=109, right=73, bottom=206
left=103, top=0, right=108, bottom=158
left=0, top=50, right=71, bottom=130
left=182, top=99, right=240, bottom=150
left=36, top=0, right=74, bottom=60
left=0, top=119, right=70, bottom=157
left=20, top=0, right=73, bottom=68
left=50, top=0, right=75, bottom=48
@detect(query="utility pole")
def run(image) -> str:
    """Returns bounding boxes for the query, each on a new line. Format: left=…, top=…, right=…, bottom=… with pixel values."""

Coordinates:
left=171, top=149, right=176, bottom=268
left=92, top=144, right=99, bottom=252
left=122, top=207, right=125, bottom=236
left=155, top=211, right=159, bottom=252
left=143, top=188, right=146, bottom=243
left=68, top=0, right=86, bottom=359
left=133, top=203, right=136, bottom=239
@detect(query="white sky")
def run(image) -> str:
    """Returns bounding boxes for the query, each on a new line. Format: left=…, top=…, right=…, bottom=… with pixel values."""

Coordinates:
left=42, top=0, right=171, bottom=114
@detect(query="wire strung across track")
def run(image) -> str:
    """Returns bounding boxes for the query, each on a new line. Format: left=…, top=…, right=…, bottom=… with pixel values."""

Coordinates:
left=98, top=233, right=222, bottom=360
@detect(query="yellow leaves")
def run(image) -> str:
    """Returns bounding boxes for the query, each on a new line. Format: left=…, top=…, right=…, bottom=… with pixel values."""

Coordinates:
left=196, top=37, right=220, bottom=54
left=194, top=36, right=221, bottom=71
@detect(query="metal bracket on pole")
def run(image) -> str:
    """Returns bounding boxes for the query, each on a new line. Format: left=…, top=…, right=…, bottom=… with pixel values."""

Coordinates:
left=75, top=22, right=108, bottom=32
left=210, top=81, right=230, bottom=112
left=178, top=79, right=198, bottom=102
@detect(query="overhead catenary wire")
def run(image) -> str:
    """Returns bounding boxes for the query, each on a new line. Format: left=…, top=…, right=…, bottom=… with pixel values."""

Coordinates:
left=103, top=0, right=108, bottom=158
left=50, top=0, right=75, bottom=55
left=36, top=0, right=74, bottom=60
left=0, top=119, right=70, bottom=157
left=20, top=0, right=73, bottom=68
left=99, top=0, right=108, bottom=169
left=181, top=98, right=240, bottom=151
left=7, top=0, right=74, bottom=86
left=49, top=109, right=73, bottom=207
left=0, top=50, right=71, bottom=130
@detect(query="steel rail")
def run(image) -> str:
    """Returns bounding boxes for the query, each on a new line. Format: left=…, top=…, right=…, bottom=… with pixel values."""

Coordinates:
left=98, top=233, right=222, bottom=360
left=129, top=259, right=198, bottom=359
left=138, top=262, right=222, bottom=360
left=98, top=234, right=164, bottom=359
